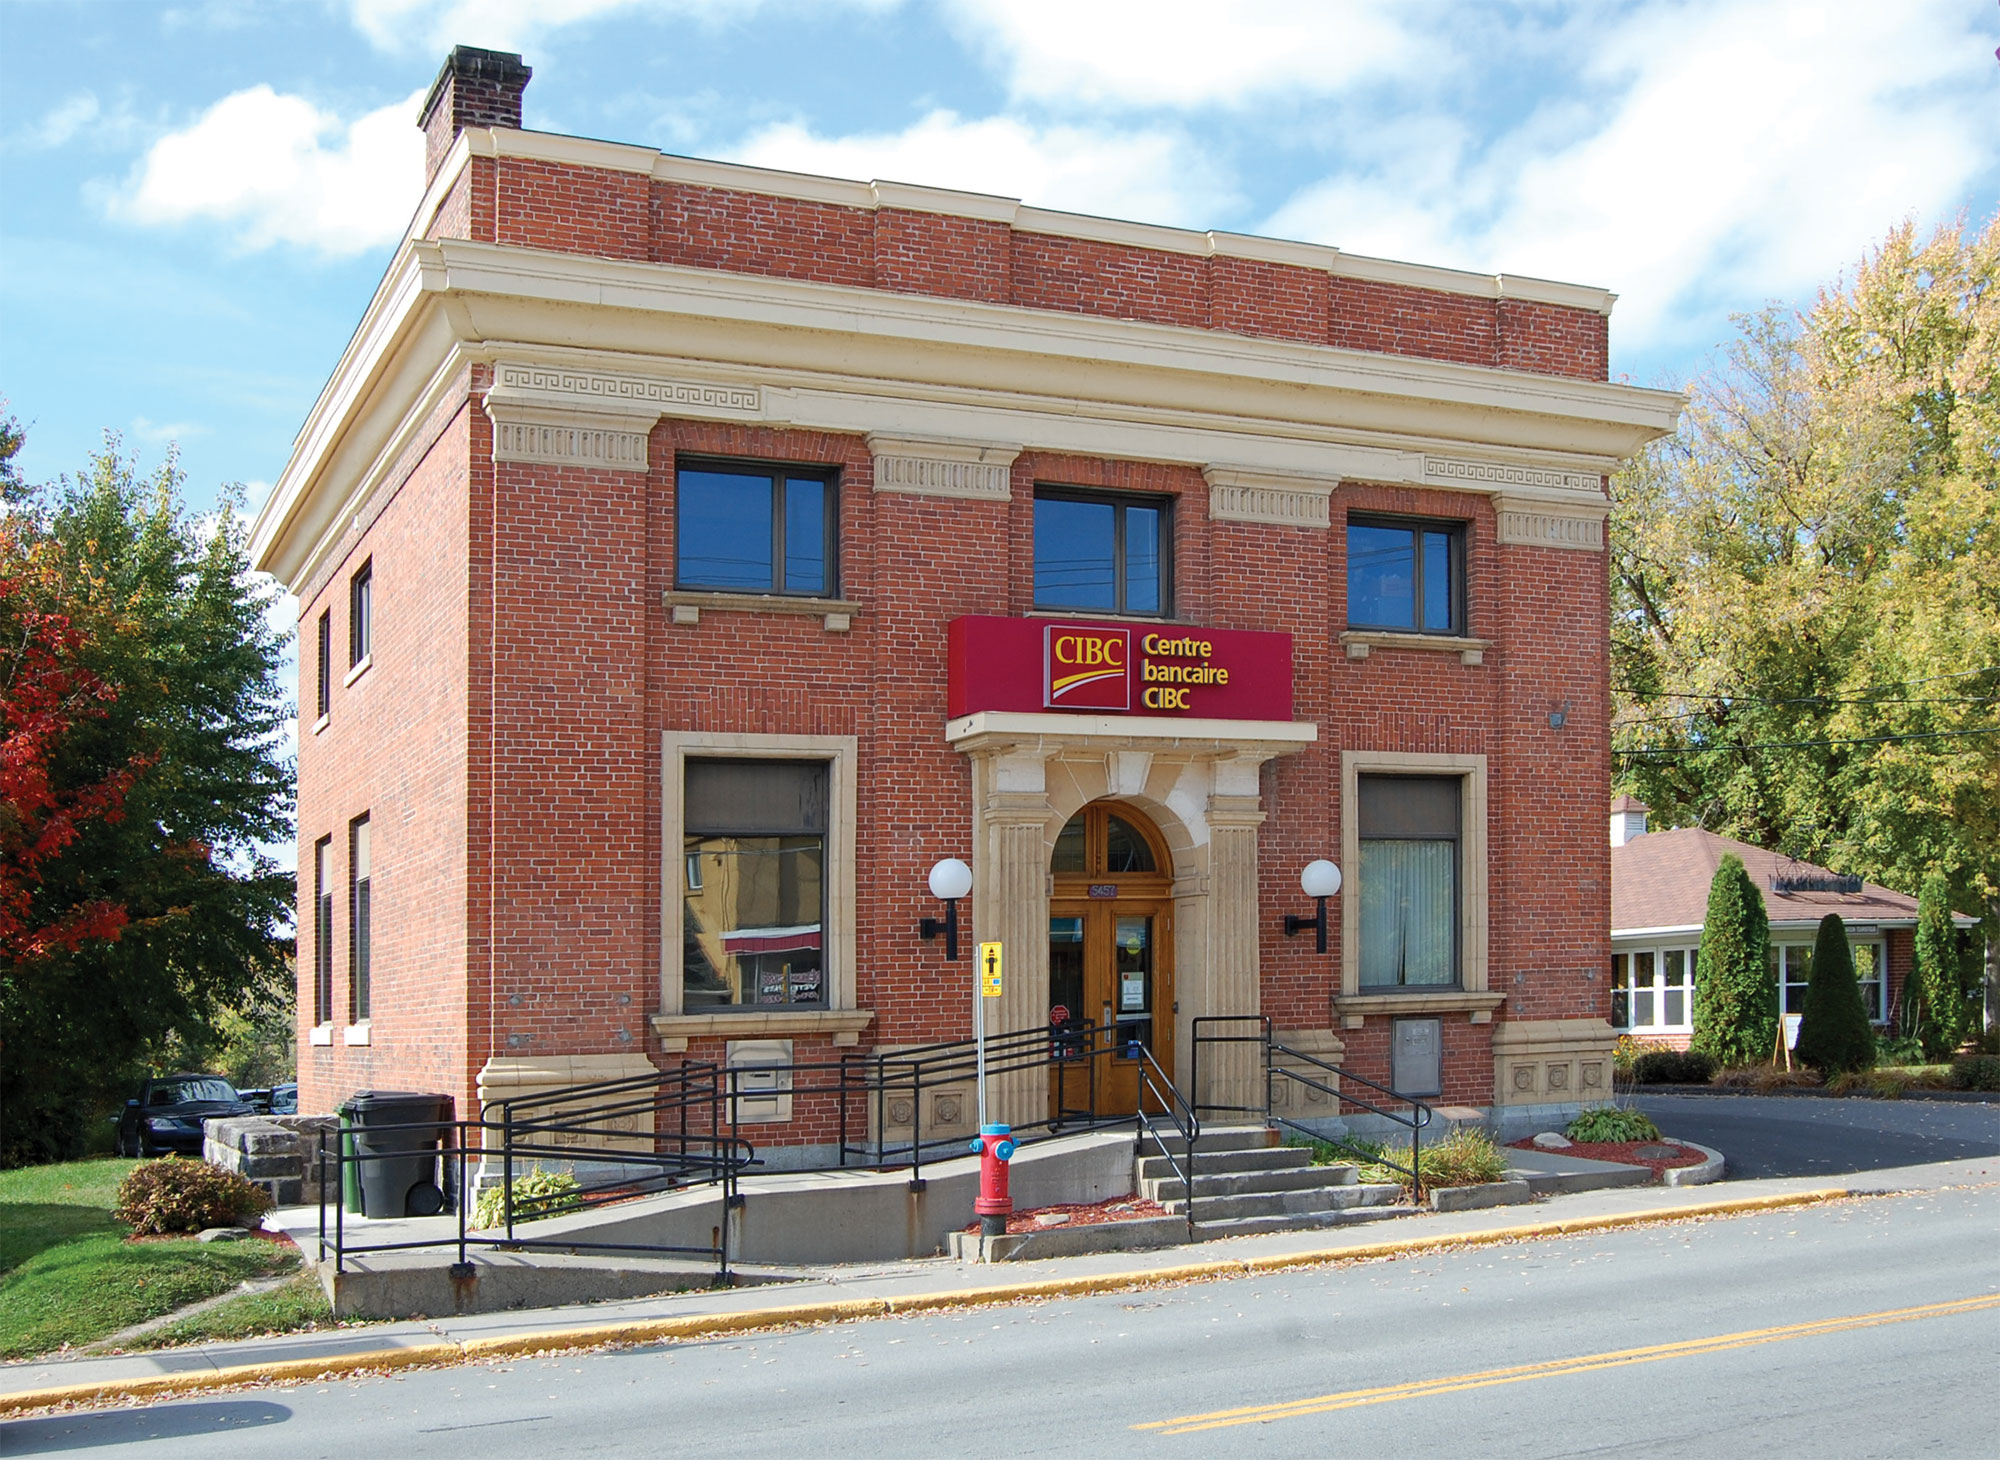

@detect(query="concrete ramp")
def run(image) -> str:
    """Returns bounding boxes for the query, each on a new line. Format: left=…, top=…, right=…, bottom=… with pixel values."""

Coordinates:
left=529, top=1128, right=1136, bottom=1265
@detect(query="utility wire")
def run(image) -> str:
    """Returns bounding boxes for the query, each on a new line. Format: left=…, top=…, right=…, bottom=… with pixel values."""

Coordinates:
left=1616, top=725, right=2000, bottom=757
left=1613, top=665, right=2000, bottom=704
left=1615, top=695, right=1998, bottom=729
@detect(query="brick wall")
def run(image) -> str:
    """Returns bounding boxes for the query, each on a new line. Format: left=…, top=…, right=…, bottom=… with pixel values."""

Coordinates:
left=423, top=156, right=1610, bottom=383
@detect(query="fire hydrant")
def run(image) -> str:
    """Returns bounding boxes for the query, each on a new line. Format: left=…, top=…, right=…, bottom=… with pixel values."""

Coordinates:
left=970, top=1123, right=1017, bottom=1237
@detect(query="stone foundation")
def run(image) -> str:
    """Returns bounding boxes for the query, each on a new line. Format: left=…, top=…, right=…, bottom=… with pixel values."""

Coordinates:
left=204, top=1114, right=338, bottom=1207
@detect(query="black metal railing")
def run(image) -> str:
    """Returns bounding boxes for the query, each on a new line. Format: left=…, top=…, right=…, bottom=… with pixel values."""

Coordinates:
left=314, top=1021, right=1206, bottom=1271
left=1190, top=1015, right=1435, bottom=1201
left=316, top=1058, right=753, bottom=1280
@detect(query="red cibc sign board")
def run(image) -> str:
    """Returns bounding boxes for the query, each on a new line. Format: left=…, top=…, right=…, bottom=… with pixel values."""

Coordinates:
left=947, top=616, right=1293, bottom=720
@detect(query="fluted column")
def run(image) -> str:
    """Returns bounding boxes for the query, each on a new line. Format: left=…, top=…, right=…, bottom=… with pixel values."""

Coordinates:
left=1202, top=790, right=1267, bottom=1117
left=969, top=751, right=1055, bottom=1129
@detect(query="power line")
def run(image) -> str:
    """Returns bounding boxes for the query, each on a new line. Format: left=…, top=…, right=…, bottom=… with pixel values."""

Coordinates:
left=1616, top=725, right=2000, bottom=757
left=1613, top=665, right=2000, bottom=705
left=1615, top=695, right=1998, bottom=729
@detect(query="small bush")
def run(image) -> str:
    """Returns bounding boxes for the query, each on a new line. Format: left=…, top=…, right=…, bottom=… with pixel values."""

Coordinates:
left=1614, top=1035, right=1671, bottom=1078
left=113, top=1158, right=272, bottom=1236
left=1874, top=1033, right=1926, bottom=1067
left=1631, top=1049, right=1718, bottom=1085
left=1713, top=1064, right=1821, bottom=1090
left=1565, top=1105, right=1661, bottom=1143
left=1949, top=1054, right=2000, bottom=1092
left=472, top=1166, right=582, bottom=1229
left=1417, top=1128, right=1508, bottom=1188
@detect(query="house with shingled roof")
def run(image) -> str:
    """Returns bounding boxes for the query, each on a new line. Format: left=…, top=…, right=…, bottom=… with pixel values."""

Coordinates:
left=1609, top=798, right=1976, bottom=1051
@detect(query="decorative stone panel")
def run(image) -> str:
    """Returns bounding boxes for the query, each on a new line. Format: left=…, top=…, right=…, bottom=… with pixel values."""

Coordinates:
left=1494, top=495, right=1608, bottom=552
left=489, top=362, right=762, bottom=417
left=490, top=411, right=652, bottom=471
left=1202, top=466, right=1337, bottom=528
left=867, top=435, right=1020, bottom=501
left=1268, top=1028, right=1346, bottom=1120
left=1489, top=1018, right=1615, bottom=1107
left=476, top=1053, right=658, bottom=1154
left=1423, top=455, right=1602, bottom=494
left=866, top=1044, right=978, bottom=1149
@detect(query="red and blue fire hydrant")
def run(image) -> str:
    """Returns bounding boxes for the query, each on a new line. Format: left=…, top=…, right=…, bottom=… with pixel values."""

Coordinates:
left=970, top=1123, right=1016, bottom=1236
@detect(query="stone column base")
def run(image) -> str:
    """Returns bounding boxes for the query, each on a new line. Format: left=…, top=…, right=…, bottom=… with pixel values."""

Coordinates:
left=1490, top=1019, right=1615, bottom=1108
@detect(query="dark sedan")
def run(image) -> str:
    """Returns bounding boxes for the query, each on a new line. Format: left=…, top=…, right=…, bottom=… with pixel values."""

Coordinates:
left=116, top=1074, right=253, bottom=1157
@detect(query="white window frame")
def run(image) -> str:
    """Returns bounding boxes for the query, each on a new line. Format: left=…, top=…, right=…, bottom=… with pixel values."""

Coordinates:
left=1611, top=944, right=1697, bottom=1035
left=657, top=731, right=858, bottom=1020
left=1774, top=938, right=1888, bottom=1027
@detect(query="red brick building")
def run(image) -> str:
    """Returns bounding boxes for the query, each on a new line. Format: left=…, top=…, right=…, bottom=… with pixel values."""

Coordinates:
left=250, top=48, right=1681, bottom=1150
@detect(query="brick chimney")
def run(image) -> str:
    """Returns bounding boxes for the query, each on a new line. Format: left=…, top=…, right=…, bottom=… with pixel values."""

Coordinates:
left=418, top=46, right=531, bottom=186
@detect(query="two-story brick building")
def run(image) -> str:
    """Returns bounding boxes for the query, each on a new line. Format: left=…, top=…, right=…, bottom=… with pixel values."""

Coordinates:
left=250, top=47, right=1681, bottom=1153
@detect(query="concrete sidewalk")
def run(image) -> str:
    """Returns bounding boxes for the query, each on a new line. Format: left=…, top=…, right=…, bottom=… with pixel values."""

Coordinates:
left=6, top=1153, right=1994, bottom=1415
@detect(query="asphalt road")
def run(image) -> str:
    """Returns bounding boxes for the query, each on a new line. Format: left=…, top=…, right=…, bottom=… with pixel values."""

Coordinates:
left=1636, top=1093, right=2000, bottom=1179
left=8, top=1180, right=1997, bottom=1458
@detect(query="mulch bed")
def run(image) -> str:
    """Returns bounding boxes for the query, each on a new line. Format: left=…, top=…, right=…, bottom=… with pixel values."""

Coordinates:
left=1509, top=1138, right=1706, bottom=1180
left=961, top=1194, right=1170, bottom=1236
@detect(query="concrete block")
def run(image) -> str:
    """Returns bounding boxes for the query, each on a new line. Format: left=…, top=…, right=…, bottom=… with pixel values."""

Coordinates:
left=1428, top=1178, right=1532, bottom=1213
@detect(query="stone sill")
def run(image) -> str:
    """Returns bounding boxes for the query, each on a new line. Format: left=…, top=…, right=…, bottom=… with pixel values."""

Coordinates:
left=666, top=591, right=859, bottom=632
left=308, top=1023, right=334, bottom=1046
left=343, top=655, right=372, bottom=687
left=1341, top=630, right=1491, bottom=666
left=343, top=1021, right=371, bottom=1046
left=1331, top=990, right=1506, bottom=1029
left=649, top=1008, right=875, bottom=1052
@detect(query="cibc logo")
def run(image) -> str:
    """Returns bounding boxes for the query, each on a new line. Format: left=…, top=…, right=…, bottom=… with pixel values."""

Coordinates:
left=1044, top=625, right=1131, bottom=710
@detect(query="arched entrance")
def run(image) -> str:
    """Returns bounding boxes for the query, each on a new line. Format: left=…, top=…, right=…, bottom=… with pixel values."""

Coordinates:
left=1047, top=801, right=1174, bottom=1117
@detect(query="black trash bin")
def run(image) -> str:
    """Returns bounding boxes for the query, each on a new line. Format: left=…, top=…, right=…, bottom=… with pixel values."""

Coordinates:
left=342, top=1090, right=455, bottom=1218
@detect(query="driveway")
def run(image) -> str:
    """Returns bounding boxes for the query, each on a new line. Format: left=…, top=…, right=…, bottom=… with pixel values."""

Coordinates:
left=1636, top=1093, right=2000, bottom=1180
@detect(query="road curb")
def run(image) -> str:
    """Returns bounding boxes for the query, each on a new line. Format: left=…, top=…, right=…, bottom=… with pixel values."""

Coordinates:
left=0, top=1186, right=1851, bottom=1415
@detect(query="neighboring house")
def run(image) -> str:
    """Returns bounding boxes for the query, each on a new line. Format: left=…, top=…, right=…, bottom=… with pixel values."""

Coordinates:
left=249, top=46, right=1681, bottom=1150
left=1608, top=796, right=1973, bottom=1050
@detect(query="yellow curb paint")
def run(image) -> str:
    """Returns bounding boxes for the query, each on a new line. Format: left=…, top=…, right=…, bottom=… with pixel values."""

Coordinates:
left=0, top=1185, right=1855, bottom=1415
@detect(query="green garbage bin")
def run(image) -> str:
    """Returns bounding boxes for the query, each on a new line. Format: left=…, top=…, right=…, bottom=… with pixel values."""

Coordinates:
left=339, top=1119, right=362, bottom=1215
left=343, top=1090, right=455, bottom=1218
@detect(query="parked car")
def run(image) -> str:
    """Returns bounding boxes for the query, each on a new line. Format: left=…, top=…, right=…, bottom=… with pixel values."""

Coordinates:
left=116, top=1074, right=253, bottom=1157
left=268, top=1082, right=298, bottom=1115
left=239, top=1086, right=272, bottom=1114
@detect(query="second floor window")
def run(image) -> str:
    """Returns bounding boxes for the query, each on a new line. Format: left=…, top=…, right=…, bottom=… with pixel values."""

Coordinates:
left=349, top=561, right=372, bottom=667
left=676, top=461, right=835, bottom=596
left=315, top=611, right=331, bottom=721
left=1348, top=516, right=1464, bottom=634
left=1033, top=489, right=1169, bottom=616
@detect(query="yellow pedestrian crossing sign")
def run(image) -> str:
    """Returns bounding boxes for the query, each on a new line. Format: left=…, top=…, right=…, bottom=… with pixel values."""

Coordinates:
left=979, top=941, right=1003, bottom=997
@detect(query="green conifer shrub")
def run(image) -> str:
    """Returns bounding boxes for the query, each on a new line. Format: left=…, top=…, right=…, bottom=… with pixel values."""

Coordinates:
left=1691, top=854, right=1776, bottom=1065
left=1910, top=872, right=1962, bottom=1059
left=1794, top=914, right=1876, bottom=1074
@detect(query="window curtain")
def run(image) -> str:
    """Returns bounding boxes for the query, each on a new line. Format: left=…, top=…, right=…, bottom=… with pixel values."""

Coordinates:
left=1359, top=840, right=1456, bottom=987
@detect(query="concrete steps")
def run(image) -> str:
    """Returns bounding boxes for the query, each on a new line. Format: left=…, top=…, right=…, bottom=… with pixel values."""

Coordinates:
left=1136, top=1126, right=1415, bottom=1236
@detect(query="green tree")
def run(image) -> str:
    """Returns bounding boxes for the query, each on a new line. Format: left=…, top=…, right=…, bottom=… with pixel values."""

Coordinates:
left=0, top=433, right=293, bottom=1166
left=1908, top=871, right=1963, bottom=1058
left=1692, top=853, right=1776, bottom=1065
left=1612, top=213, right=1998, bottom=1021
left=1794, top=913, right=1876, bottom=1074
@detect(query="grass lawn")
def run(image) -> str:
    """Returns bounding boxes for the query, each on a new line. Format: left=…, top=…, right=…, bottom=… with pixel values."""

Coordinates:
left=131, top=1271, right=335, bottom=1351
left=0, top=1157, right=302, bottom=1360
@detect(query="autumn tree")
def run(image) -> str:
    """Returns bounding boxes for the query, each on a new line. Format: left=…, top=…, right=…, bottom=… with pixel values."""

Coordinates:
left=0, top=429, right=293, bottom=1165
left=1613, top=213, right=1998, bottom=1024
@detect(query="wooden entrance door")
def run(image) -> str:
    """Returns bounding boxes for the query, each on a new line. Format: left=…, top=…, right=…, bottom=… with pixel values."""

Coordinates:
left=1047, top=803, right=1174, bottom=1119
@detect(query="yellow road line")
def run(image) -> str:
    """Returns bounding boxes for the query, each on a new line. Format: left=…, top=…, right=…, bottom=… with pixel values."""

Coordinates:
left=1136, top=1293, right=2000, bottom=1435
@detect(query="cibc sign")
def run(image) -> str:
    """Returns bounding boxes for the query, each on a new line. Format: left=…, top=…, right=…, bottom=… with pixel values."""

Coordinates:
left=948, top=616, right=1292, bottom=720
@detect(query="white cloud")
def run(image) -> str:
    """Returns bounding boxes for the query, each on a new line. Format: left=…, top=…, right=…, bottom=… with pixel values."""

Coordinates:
left=23, top=92, right=101, bottom=149
left=944, top=0, right=1425, bottom=109
left=1263, top=0, right=1998, bottom=354
left=731, top=109, right=1233, bottom=228
left=131, top=416, right=207, bottom=445
left=344, top=0, right=890, bottom=56
left=105, top=85, right=426, bottom=256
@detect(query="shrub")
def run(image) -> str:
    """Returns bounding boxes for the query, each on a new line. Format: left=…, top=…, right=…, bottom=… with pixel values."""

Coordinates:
left=114, top=1157, right=272, bottom=1235
left=1631, top=1049, right=1718, bottom=1085
left=1874, top=1033, right=1926, bottom=1067
left=1713, top=1064, right=1821, bottom=1091
left=1692, top=854, right=1776, bottom=1066
left=1795, top=914, right=1876, bottom=1075
left=1614, top=1035, right=1671, bottom=1079
left=1908, top=871, right=1964, bottom=1059
left=472, top=1166, right=582, bottom=1229
left=1565, top=1105, right=1661, bottom=1143
left=1352, top=1128, right=1505, bottom=1190
left=1948, top=1055, right=2000, bottom=1092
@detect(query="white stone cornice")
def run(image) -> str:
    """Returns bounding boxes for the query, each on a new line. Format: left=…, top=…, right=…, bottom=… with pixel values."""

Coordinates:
left=866, top=434, right=1020, bottom=501
left=487, top=360, right=762, bottom=420
left=1202, top=466, right=1338, bottom=528
left=1493, top=494, right=1610, bottom=551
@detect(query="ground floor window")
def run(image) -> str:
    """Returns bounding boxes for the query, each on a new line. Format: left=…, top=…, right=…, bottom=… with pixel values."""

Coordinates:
left=1774, top=940, right=1887, bottom=1025
left=1357, top=774, right=1459, bottom=988
left=682, top=758, right=828, bottom=1010
left=1611, top=946, right=1696, bottom=1034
